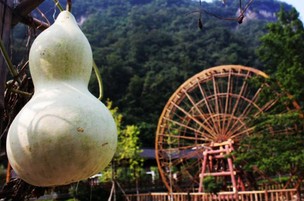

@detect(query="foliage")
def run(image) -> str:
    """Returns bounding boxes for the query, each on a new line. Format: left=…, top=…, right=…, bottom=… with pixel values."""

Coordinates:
left=116, top=125, right=143, bottom=177
left=257, top=6, right=304, bottom=101
left=0, top=165, right=6, bottom=188
left=237, top=129, right=304, bottom=175
left=101, top=100, right=143, bottom=183
left=73, top=0, right=290, bottom=147
left=69, top=180, right=113, bottom=201
left=203, top=176, right=222, bottom=195
left=236, top=7, right=304, bottom=187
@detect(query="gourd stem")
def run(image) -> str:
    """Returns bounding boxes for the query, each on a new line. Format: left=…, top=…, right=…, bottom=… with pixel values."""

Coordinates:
left=93, top=61, right=103, bottom=101
left=66, top=0, right=72, bottom=12
left=0, top=39, right=21, bottom=83
left=53, top=0, right=64, bottom=12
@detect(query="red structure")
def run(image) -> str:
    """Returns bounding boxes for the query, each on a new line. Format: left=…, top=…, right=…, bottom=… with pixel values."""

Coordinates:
left=198, top=139, right=245, bottom=197
left=155, top=65, right=299, bottom=195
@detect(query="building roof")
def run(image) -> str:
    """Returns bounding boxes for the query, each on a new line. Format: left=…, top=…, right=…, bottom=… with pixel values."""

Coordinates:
left=140, top=148, right=155, bottom=159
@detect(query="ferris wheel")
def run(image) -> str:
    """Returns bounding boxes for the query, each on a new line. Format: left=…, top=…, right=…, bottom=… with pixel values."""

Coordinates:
left=155, top=65, right=289, bottom=192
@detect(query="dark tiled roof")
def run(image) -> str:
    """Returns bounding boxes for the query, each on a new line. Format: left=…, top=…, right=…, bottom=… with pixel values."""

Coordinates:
left=140, top=148, right=155, bottom=159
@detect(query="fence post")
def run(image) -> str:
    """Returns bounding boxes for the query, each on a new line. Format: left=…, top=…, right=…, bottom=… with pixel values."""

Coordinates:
left=265, top=190, right=268, bottom=201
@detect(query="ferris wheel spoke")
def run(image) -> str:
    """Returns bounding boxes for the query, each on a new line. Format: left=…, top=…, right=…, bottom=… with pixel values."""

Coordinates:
left=167, top=158, right=185, bottom=167
left=163, top=117, right=214, bottom=140
left=197, top=78, right=221, bottom=134
left=165, top=144, right=202, bottom=151
left=236, top=82, right=273, bottom=120
left=226, top=98, right=264, bottom=137
left=212, top=75, right=223, bottom=134
left=227, top=93, right=264, bottom=132
left=160, top=157, right=200, bottom=176
left=205, top=79, right=222, bottom=134
left=170, top=102, right=217, bottom=138
left=161, top=132, right=210, bottom=142
left=226, top=119, right=247, bottom=139
left=225, top=71, right=250, bottom=135
left=237, top=96, right=260, bottom=120
left=179, top=159, right=201, bottom=176
left=222, top=71, right=233, bottom=135
left=229, top=126, right=254, bottom=140
left=183, top=90, right=218, bottom=135
left=232, top=72, right=250, bottom=115
left=253, top=97, right=280, bottom=117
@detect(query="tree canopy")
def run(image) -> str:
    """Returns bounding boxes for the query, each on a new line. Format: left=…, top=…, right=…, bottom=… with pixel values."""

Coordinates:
left=258, top=7, right=304, bottom=101
left=236, top=7, right=304, bottom=188
left=72, top=0, right=291, bottom=147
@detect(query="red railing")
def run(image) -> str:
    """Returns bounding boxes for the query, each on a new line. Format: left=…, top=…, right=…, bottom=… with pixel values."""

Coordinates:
left=125, top=189, right=299, bottom=201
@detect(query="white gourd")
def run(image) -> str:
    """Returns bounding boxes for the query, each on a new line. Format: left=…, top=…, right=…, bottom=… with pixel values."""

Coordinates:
left=6, top=11, right=117, bottom=187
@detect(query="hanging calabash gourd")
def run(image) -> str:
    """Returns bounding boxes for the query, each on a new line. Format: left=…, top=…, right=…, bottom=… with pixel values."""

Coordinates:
left=6, top=11, right=117, bottom=187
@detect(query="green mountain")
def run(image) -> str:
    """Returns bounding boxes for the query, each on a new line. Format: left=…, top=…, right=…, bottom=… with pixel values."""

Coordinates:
left=25, top=0, right=294, bottom=147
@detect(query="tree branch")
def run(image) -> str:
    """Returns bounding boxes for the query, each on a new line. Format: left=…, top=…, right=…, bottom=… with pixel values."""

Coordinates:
left=12, top=0, right=46, bottom=27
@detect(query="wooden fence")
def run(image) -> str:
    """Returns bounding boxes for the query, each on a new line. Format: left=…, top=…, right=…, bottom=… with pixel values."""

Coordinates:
left=126, top=189, right=299, bottom=201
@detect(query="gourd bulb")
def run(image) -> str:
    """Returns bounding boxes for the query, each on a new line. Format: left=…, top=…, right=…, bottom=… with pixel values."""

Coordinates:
left=6, top=11, right=117, bottom=187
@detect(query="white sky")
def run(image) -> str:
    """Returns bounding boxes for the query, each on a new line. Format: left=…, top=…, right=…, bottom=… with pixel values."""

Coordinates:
left=279, top=0, right=304, bottom=21
left=201, top=0, right=304, bottom=22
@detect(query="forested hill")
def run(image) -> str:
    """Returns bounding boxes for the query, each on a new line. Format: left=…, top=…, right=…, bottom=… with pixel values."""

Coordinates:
left=39, top=0, right=292, bottom=147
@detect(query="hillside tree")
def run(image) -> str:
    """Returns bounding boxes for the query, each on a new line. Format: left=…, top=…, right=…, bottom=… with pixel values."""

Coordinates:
left=236, top=7, right=304, bottom=189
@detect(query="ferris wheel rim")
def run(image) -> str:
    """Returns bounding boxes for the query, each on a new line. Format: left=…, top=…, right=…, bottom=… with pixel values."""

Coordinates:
left=155, top=65, right=270, bottom=192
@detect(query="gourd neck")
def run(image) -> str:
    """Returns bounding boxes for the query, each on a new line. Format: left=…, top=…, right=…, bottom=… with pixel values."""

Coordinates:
left=34, top=80, right=89, bottom=94
left=28, top=11, right=93, bottom=94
